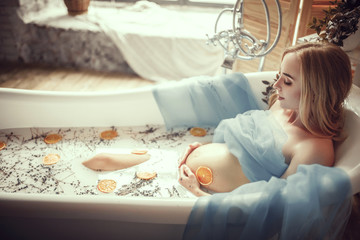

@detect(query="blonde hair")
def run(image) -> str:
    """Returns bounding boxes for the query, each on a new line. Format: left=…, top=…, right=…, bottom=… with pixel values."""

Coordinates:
left=270, top=42, right=352, bottom=140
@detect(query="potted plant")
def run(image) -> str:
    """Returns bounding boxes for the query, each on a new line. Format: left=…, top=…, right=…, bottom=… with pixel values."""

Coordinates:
left=64, top=0, right=91, bottom=16
left=308, top=0, right=360, bottom=50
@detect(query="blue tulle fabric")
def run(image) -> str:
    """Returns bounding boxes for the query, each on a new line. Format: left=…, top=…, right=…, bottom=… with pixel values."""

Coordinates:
left=183, top=165, right=352, bottom=240
left=152, top=73, right=352, bottom=239
left=213, top=110, right=288, bottom=182
left=153, top=73, right=259, bottom=128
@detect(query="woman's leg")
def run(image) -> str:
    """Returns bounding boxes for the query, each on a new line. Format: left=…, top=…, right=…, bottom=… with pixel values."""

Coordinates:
left=82, top=153, right=151, bottom=171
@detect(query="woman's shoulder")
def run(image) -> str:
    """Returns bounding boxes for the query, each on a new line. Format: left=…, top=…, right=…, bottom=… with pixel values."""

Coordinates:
left=281, top=134, right=334, bottom=178
left=294, top=135, right=334, bottom=167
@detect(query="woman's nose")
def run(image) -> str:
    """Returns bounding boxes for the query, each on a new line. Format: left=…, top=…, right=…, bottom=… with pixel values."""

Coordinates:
left=273, top=78, right=281, bottom=90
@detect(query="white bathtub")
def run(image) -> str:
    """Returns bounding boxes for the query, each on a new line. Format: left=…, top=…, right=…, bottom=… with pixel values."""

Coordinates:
left=0, top=71, right=359, bottom=239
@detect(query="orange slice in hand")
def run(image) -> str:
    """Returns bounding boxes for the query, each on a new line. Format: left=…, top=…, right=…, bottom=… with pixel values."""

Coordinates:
left=131, top=149, right=148, bottom=155
left=43, top=153, right=60, bottom=165
left=196, top=166, right=213, bottom=186
left=97, top=179, right=117, bottom=193
left=44, top=134, right=62, bottom=144
left=0, top=141, right=6, bottom=151
left=190, top=127, right=207, bottom=137
left=100, top=130, right=118, bottom=140
left=136, top=171, right=157, bottom=180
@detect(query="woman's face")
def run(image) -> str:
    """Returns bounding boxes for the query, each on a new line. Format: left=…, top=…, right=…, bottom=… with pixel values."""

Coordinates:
left=273, top=52, right=301, bottom=110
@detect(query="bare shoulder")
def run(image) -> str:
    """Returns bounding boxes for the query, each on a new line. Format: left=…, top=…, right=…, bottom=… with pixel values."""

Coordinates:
left=294, top=137, right=334, bottom=167
left=281, top=137, right=334, bottom=179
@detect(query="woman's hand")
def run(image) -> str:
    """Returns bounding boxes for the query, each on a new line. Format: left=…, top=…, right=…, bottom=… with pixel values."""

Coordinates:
left=178, top=164, right=209, bottom=197
left=178, top=142, right=202, bottom=168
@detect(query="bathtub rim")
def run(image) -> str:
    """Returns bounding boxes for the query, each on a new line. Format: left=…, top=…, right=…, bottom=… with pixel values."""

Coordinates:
left=0, top=192, right=197, bottom=225
left=0, top=84, right=155, bottom=97
left=0, top=84, right=165, bottom=129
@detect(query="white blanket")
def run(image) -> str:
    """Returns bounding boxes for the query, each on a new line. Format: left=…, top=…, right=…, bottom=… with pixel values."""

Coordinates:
left=18, top=1, right=224, bottom=81
left=90, top=1, right=224, bottom=81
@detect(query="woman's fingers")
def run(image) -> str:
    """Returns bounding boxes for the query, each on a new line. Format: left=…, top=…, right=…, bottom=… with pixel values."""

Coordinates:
left=182, top=164, right=194, bottom=177
left=178, top=146, right=193, bottom=166
left=178, top=164, right=202, bottom=196
left=178, top=165, right=197, bottom=184
left=178, top=164, right=188, bottom=180
left=178, top=142, right=202, bottom=168
left=189, top=142, right=202, bottom=149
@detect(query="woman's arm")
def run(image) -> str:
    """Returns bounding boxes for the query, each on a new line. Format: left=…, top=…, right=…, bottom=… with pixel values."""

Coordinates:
left=178, top=164, right=210, bottom=197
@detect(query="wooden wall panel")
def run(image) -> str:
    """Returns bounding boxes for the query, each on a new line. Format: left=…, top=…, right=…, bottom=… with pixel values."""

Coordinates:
left=297, top=0, right=332, bottom=38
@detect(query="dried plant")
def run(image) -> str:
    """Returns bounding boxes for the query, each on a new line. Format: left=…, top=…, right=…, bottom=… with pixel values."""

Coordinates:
left=261, top=72, right=279, bottom=105
left=308, top=0, right=360, bottom=46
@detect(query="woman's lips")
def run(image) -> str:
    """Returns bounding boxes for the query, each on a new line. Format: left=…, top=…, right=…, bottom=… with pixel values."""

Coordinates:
left=278, top=96, right=284, bottom=100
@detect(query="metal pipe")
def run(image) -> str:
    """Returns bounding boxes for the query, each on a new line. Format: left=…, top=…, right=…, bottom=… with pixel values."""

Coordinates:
left=207, top=0, right=282, bottom=70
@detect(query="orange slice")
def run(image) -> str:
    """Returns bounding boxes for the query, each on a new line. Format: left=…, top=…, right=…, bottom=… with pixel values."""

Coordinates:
left=136, top=171, right=157, bottom=180
left=0, top=141, right=6, bottom=151
left=195, top=166, right=213, bottom=186
left=100, top=130, right=118, bottom=140
left=190, top=127, right=207, bottom=137
left=44, top=133, right=62, bottom=144
left=43, top=153, right=60, bottom=165
left=97, top=179, right=117, bottom=193
left=131, top=149, right=148, bottom=155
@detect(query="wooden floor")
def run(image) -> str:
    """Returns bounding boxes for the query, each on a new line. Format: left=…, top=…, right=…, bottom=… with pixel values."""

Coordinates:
left=0, top=64, right=155, bottom=91
left=0, top=63, right=260, bottom=91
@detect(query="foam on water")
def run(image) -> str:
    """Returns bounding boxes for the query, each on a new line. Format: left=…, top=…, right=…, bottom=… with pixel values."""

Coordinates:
left=0, top=125, right=213, bottom=198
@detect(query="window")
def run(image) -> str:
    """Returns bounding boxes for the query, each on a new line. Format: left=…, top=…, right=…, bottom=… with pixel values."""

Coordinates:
left=188, top=0, right=234, bottom=5
left=95, top=0, right=235, bottom=8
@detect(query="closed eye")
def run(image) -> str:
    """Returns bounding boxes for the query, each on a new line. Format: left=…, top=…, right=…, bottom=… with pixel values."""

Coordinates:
left=284, top=79, right=292, bottom=85
left=279, top=71, right=293, bottom=86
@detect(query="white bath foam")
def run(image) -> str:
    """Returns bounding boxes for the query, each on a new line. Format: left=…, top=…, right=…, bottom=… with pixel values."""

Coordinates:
left=96, top=148, right=192, bottom=197
left=0, top=124, right=213, bottom=197
left=70, top=155, right=100, bottom=186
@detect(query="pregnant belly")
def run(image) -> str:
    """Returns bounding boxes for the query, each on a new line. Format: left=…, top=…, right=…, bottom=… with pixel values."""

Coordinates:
left=186, top=143, right=250, bottom=193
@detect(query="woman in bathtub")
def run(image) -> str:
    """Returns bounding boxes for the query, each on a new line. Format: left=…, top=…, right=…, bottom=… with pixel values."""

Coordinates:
left=83, top=42, right=353, bottom=197
left=178, top=42, right=352, bottom=196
